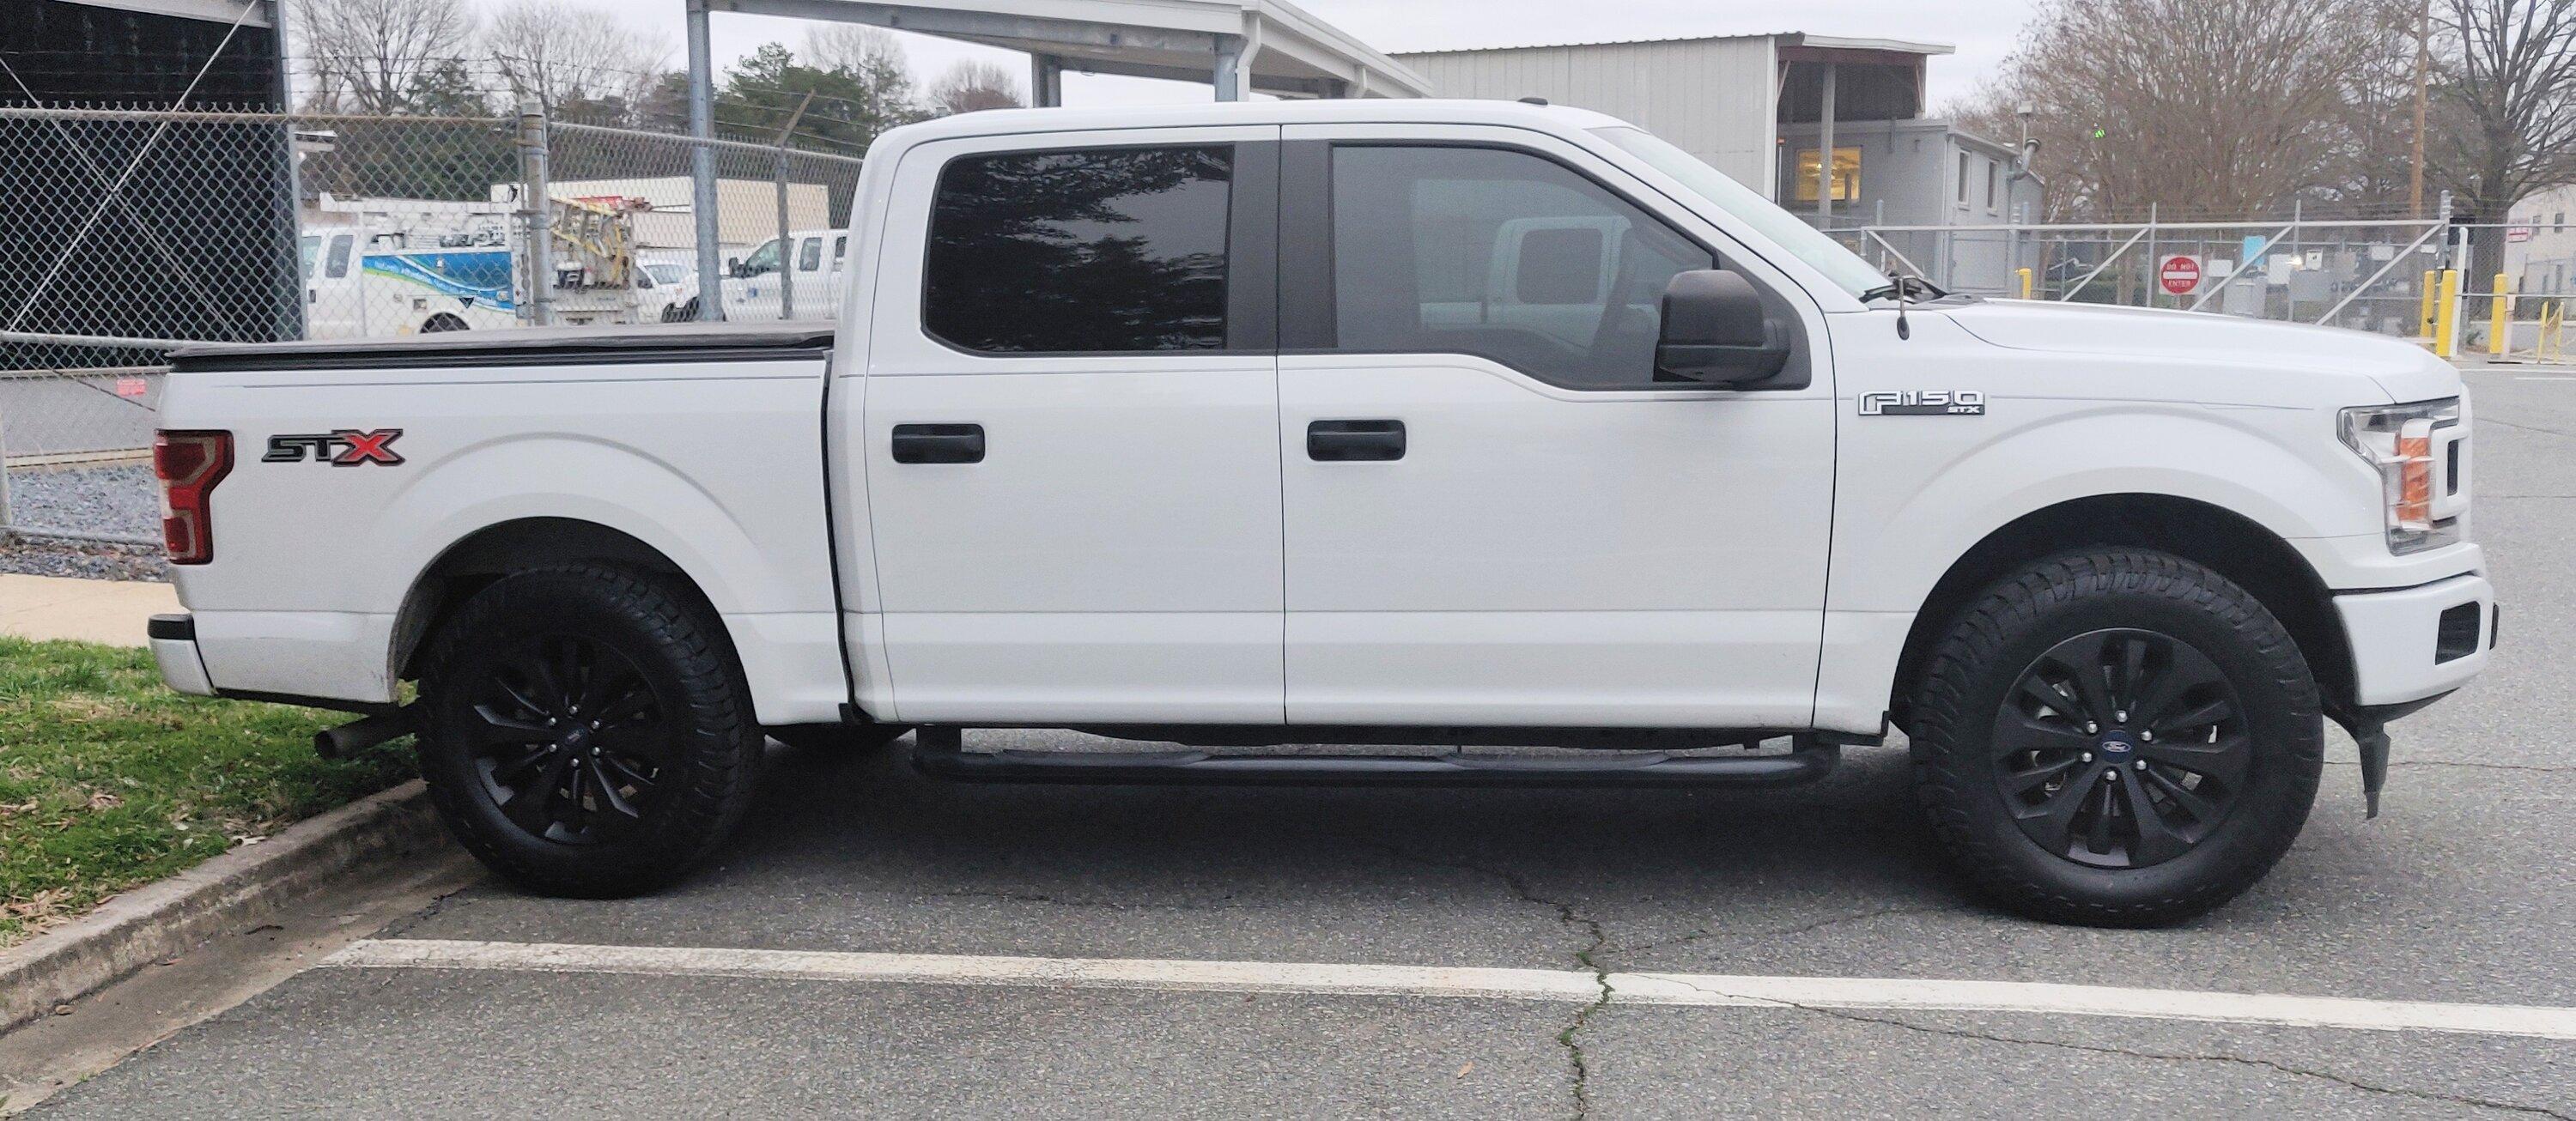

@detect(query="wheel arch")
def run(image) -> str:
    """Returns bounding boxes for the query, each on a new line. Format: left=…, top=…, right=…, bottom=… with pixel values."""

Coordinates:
left=390, top=517, right=720, bottom=683
left=1886, top=494, right=2354, bottom=731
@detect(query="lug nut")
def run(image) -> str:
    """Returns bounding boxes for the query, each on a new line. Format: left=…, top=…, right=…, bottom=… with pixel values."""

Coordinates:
left=2105, top=769, right=2121, bottom=781
left=2141, top=730, right=2154, bottom=742
left=2115, top=710, right=2128, bottom=723
left=2081, top=751, right=2094, bottom=763
left=2085, top=721, right=2099, bottom=734
left=2135, top=760, right=2149, bottom=772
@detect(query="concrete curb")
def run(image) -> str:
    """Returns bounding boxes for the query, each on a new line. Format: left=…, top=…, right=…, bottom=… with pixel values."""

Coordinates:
left=0, top=780, right=449, bottom=1034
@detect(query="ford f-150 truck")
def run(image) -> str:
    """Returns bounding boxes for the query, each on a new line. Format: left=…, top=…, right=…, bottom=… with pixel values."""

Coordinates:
left=146, top=100, right=2494, bottom=926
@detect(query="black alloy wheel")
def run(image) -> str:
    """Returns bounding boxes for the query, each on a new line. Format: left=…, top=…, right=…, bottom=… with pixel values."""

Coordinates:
left=465, top=633, right=671, bottom=845
left=1995, top=628, right=2251, bottom=869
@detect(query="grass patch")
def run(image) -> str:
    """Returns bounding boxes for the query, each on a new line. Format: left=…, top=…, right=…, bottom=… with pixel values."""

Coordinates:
left=0, top=637, right=414, bottom=948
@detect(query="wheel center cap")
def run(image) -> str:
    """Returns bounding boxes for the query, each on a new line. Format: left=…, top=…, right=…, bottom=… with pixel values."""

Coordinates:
left=562, top=727, right=592, bottom=748
left=2097, top=734, right=2136, bottom=756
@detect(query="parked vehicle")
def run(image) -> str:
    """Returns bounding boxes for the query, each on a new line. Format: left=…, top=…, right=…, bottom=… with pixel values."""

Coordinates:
left=300, top=200, right=653, bottom=337
left=150, top=100, right=2493, bottom=924
left=712, top=227, right=848, bottom=322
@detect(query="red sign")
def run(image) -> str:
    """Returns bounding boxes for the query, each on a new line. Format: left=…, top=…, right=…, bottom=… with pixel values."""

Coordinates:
left=2159, top=255, right=2202, bottom=296
left=113, top=377, right=149, bottom=399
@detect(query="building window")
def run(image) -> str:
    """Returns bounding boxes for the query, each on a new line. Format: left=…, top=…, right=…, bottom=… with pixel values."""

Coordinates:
left=1792, top=146, right=1862, bottom=203
left=1957, top=152, right=1971, bottom=205
left=923, top=145, right=1234, bottom=354
left=1986, top=161, right=2000, bottom=211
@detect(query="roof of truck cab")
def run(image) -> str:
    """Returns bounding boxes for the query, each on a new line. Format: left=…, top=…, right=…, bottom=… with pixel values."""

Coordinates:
left=872, top=98, right=1636, bottom=149
left=167, top=322, right=835, bottom=373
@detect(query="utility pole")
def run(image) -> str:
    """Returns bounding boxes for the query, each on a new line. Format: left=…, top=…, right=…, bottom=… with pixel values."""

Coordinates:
left=773, top=90, right=816, bottom=321
left=2410, top=0, right=2433, bottom=218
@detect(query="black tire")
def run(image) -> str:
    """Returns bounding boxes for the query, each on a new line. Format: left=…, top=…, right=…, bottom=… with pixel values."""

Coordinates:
left=766, top=722, right=913, bottom=754
left=1907, top=549, right=2324, bottom=927
left=416, top=564, right=762, bottom=898
left=421, top=313, right=470, bottom=333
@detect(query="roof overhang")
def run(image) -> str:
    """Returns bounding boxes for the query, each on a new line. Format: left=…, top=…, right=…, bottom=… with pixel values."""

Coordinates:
left=52, top=0, right=270, bottom=27
left=1778, top=33, right=1953, bottom=57
left=699, top=0, right=1430, bottom=98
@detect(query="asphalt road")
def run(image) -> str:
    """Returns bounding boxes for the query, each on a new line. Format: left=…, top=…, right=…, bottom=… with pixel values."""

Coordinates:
left=23, top=365, right=2576, bottom=1118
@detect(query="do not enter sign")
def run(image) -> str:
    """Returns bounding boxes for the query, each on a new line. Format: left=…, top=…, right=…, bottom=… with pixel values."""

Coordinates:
left=2160, top=255, right=2202, bottom=296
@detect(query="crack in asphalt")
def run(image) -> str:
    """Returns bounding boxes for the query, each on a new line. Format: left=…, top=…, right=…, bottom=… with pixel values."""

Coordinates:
left=911, top=889, right=1249, bottom=912
left=1360, top=844, right=1610, bottom=1119
left=1646, top=978, right=2571, bottom=1119
left=1614, top=904, right=1949, bottom=956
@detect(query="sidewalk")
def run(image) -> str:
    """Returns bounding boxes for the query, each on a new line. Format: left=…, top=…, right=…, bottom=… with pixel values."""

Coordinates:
left=0, top=573, right=178, bottom=647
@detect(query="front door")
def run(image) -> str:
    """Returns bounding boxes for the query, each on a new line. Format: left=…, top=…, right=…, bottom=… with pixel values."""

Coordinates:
left=855, top=129, right=1285, bottom=723
left=1275, top=125, right=1838, bottom=729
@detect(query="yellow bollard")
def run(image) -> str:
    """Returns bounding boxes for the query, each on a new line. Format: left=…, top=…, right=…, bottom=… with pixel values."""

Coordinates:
left=2421, top=270, right=2439, bottom=341
left=2434, top=270, right=2462, bottom=358
left=2491, top=273, right=2513, bottom=356
left=2016, top=267, right=2033, bottom=300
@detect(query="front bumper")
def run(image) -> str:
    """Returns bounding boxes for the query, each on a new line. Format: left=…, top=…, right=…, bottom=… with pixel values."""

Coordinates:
left=149, top=614, right=216, bottom=697
left=2334, top=573, right=2496, bottom=707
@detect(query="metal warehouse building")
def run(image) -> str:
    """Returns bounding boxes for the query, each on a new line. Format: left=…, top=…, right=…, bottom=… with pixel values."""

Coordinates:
left=1394, top=33, right=2044, bottom=290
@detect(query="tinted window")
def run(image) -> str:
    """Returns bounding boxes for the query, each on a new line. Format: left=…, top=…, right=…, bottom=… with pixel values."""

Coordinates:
left=1327, top=146, right=1712, bottom=389
left=325, top=234, right=354, bottom=279
left=742, top=239, right=780, bottom=276
left=925, top=145, right=1231, bottom=353
left=799, top=236, right=823, bottom=271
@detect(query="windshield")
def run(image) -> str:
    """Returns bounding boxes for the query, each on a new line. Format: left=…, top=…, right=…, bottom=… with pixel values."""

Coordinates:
left=646, top=263, right=687, bottom=285
left=1592, top=125, right=1889, bottom=300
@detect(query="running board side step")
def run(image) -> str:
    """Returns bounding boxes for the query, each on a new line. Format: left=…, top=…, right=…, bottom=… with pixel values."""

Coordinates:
left=909, top=737, right=1838, bottom=788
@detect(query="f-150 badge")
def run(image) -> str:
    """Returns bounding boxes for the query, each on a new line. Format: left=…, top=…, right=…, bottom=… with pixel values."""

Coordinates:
left=264, top=429, right=405, bottom=466
left=1859, top=391, right=1985, bottom=416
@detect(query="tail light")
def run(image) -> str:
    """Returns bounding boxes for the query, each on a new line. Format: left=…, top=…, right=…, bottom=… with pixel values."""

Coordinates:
left=154, top=430, right=233, bottom=564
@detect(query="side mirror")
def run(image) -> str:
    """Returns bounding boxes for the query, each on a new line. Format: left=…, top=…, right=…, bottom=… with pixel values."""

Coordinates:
left=726, top=256, right=744, bottom=278
left=1656, top=270, right=1797, bottom=389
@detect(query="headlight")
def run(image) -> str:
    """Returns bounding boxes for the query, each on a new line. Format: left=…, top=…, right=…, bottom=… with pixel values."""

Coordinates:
left=2338, top=397, right=2464, bottom=554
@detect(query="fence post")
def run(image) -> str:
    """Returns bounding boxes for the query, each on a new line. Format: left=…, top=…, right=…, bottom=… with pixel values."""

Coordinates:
left=771, top=91, right=817, bottom=322
left=2491, top=273, right=2512, bottom=356
left=0, top=404, right=13, bottom=543
left=2016, top=267, right=2033, bottom=299
left=2421, top=270, right=2439, bottom=340
left=517, top=100, right=556, bottom=327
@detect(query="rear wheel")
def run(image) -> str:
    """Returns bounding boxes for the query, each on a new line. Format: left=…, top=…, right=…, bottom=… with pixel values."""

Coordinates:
left=1907, top=550, right=2324, bottom=926
left=420, top=312, right=469, bottom=333
left=416, top=565, right=762, bottom=897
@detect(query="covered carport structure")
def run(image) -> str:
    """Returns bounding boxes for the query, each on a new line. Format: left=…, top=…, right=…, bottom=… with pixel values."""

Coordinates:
left=677, top=0, right=1431, bottom=316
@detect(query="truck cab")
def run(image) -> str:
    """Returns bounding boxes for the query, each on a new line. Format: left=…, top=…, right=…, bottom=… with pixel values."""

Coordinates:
left=150, top=100, right=2493, bottom=926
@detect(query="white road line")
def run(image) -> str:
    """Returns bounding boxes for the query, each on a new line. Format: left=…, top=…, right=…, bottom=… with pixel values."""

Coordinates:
left=324, top=938, right=2576, bottom=1041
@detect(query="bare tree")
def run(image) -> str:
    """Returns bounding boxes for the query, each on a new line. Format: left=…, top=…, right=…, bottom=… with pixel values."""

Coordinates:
left=1960, top=0, right=2396, bottom=220
left=294, top=0, right=477, bottom=114
left=484, top=0, right=671, bottom=121
left=2427, top=0, right=2576, bottom=227
left=926, top=60, right=1024, bottom=116
left=801, top=25, right=910, bottom=84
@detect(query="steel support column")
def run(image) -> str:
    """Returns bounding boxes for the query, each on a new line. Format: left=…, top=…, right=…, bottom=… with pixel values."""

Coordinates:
left=686, top=0, right=724, bottom=321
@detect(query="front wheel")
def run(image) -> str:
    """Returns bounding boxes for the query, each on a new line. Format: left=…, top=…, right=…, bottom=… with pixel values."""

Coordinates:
left=416, top=565, right=763, bottom=897
left=1907, top=550, right=2324, bottom=926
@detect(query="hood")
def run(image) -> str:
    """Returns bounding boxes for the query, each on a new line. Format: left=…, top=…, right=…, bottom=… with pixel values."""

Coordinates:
left=1937, top=300, right=2458, bottom=404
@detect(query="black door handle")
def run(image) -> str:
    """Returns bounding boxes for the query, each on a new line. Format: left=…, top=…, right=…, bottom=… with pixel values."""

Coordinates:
left=1308, top=419, right=1405, bottom=462
left=890, top=423, right=984, bottom=464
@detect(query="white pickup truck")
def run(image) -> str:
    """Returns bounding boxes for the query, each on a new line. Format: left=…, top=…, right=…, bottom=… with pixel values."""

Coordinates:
left=147, top=100, right=2493, bottom=926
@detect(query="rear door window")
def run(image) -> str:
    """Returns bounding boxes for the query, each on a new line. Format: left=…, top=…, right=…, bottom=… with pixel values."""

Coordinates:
left=922, top=145, right=1234, bottom=353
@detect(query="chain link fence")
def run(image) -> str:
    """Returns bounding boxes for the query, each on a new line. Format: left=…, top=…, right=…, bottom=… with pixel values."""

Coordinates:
left=0, top=105, right=863, bottom=546
left=1825, top=217, right=2453, bottom=338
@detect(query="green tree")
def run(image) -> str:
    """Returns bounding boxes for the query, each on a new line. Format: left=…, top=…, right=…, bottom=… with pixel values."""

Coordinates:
left=716, top=42, right=921, bottom=155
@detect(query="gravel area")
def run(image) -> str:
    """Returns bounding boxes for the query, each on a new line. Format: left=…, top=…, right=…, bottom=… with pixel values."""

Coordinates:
left=4, top=462, right=161, bottom=540
left=0, top=537, right=168, bottom=582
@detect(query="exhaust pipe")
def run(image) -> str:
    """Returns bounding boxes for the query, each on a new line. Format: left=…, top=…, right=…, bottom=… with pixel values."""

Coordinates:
left=314, top=705, right=419, bottom=760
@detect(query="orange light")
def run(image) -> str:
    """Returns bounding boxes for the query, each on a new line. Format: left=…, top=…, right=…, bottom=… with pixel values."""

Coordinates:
left=2396, top=429, right=2433, bottom=528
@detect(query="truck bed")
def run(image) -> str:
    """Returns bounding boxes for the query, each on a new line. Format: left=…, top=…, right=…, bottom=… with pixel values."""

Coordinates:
left=167, top=323, right=835, bottom=373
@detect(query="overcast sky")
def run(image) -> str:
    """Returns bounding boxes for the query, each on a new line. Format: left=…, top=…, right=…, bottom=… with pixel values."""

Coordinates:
left=471, top=0, right=2038, bottom=109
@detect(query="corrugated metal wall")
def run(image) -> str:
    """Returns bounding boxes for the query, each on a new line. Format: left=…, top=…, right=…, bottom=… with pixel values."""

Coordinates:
left=1395, top=38, right=1781, bottom=197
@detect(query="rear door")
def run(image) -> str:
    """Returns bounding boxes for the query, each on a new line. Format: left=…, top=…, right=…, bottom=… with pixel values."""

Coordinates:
left=1274, top=125, right=1837, bottom=728
left=854, top=128, right=1285, bottom=723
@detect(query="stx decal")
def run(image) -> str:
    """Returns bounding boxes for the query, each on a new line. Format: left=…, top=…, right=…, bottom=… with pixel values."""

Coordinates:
left=1859, top=391, right=1986, bottom=417
left=264, top=429, right=406, bottom=466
